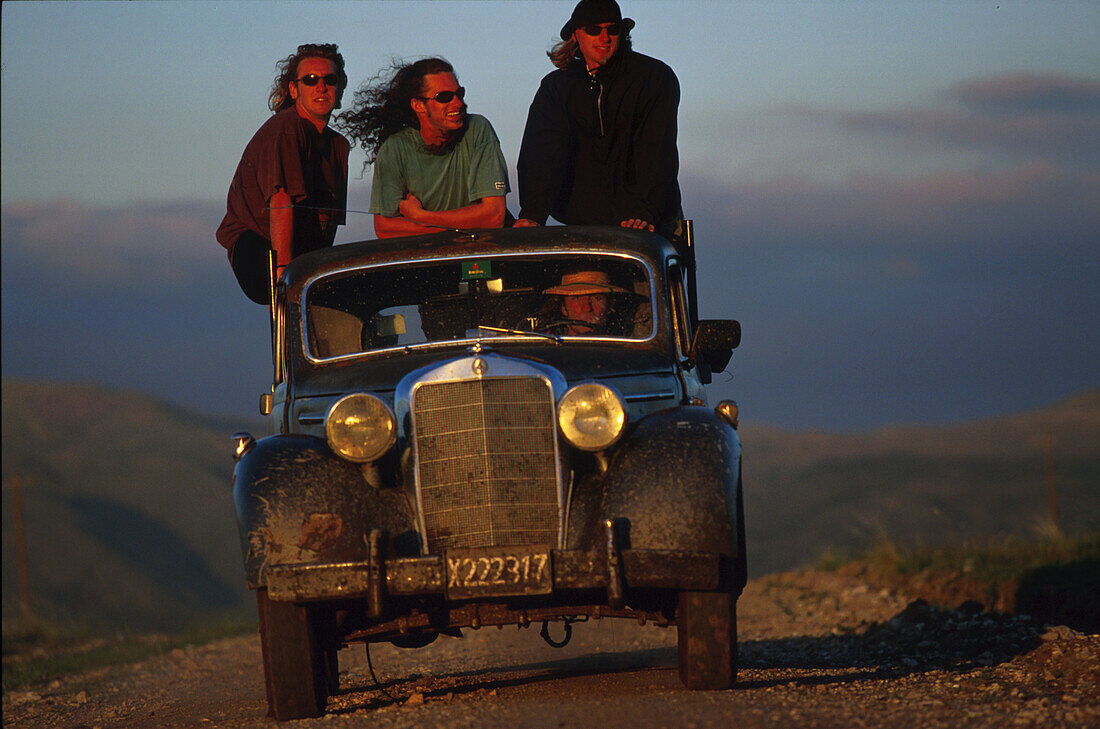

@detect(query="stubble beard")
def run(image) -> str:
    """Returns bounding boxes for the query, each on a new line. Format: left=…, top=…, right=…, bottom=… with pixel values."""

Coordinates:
left=424, top=114, right=468, bottom=155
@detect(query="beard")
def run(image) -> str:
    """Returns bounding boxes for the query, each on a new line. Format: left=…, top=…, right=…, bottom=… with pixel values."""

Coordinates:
left=423, top=115, right=468, bottom=155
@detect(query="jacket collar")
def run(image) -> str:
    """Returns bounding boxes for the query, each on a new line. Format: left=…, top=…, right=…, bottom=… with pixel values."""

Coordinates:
left=569, top=47, right=629, bottom=79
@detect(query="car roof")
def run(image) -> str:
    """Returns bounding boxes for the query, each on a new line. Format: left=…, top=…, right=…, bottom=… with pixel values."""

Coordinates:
left=282, top=225, right=680, bottom=286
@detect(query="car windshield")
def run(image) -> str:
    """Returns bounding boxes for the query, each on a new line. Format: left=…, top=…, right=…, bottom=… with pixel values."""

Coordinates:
left=303, top=253, right=653, bottom=359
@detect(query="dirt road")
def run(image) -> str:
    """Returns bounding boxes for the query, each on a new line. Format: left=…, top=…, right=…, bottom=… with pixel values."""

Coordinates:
left=5, top=570, right=1097, bottom=728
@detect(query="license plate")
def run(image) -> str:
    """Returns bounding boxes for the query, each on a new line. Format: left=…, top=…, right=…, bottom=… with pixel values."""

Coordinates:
left=444, top=545, right=552, bottom=599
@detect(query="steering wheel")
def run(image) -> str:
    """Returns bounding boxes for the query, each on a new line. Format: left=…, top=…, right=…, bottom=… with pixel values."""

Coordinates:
left=537, top=319, right=607, bottom=335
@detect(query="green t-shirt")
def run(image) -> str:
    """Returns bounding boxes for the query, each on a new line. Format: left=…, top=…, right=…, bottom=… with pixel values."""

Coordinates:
left=369, top=114, right=510, bottom=216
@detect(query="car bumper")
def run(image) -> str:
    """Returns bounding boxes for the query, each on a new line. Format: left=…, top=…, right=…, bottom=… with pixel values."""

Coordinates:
left=265, top=547, right=722, bottom=605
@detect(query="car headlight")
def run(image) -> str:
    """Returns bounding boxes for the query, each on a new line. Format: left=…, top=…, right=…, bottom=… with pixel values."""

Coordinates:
left=325, top=393, right=396, bottom=462
left=558, top=383, right=626, bottom=451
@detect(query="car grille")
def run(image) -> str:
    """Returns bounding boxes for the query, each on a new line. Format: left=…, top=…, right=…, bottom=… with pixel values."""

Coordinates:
left=412, top=376, right=560, bottom=552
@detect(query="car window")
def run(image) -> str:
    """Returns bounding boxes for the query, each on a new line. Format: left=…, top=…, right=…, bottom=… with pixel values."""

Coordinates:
left=304, top=254, right=654, bottom=359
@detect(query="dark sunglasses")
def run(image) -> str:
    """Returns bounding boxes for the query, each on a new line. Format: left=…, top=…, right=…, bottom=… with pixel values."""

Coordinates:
left=296, top=73, right=340, bottom=87
left=420, top=87, right=466, bottom=104
left=580, top=22, right=622, bottom=36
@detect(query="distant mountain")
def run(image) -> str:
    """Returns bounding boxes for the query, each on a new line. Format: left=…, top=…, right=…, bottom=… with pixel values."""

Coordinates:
left=2, top=379, right=1097, bottom=630
left=739, top=390, right=1100, bottom=574
left=1, top=378, right=265, bottom=631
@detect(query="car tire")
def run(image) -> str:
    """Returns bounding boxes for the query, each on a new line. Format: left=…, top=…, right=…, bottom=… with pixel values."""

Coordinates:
left=256, top=589, right=328, bottom=720
left=676, top=589, right=738, bottom=689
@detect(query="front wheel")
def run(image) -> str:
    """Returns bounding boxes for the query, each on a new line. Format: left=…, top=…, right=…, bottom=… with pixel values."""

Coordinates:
left=677, top=589, right=738, bottom=689
left=256, top=589, right=328, bottom=720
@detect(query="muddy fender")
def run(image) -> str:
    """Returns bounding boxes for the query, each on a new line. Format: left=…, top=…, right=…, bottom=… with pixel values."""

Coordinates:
left=601, top=407, right=741, bottom=557
left=233, top=434, right=415, bottom=588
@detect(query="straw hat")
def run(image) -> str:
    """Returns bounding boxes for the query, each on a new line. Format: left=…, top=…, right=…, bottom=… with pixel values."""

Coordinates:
left=544, top=270, right=630, bottom=295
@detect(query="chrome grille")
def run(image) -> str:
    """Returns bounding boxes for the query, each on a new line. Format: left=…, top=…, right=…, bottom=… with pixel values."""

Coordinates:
left=413, top=377, right=560, bottom=551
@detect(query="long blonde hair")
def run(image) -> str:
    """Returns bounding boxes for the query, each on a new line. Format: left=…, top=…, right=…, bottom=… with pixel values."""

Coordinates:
left=548, top=38, right=579, bottom=69
left=547, top=35, right=632, bottom=70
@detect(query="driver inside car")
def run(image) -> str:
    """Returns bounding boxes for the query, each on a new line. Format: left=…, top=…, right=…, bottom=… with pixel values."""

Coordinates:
left=542, top=270, right=630, bottom=335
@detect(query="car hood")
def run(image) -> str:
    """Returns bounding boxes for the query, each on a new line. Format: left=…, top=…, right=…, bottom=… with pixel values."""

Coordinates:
left=290, top=343, right=680, bottom=401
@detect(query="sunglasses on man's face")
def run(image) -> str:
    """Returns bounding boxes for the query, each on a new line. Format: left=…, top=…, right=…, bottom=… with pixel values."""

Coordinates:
left=297, top=74, right=340, bottom=87
left=420, top=87, right=466, bottom=104
left=580, top=22, right=622, bottom=36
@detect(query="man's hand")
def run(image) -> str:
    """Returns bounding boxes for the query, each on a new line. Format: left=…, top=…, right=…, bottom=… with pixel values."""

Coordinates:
left=620, top=218, right=655, bottom=232
left=397, top=193, right=425, bottom=221
left=513, top=218, right=540, bottom=228
left=373, top=196, right=505, bottom=238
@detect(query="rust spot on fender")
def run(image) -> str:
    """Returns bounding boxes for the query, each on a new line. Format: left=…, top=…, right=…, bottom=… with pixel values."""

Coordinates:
left=298, top=512, right=344, bottom=552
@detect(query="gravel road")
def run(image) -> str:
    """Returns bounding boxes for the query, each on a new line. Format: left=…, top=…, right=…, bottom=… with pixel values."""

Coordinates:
left=5, top=570, right=1097, bottom=728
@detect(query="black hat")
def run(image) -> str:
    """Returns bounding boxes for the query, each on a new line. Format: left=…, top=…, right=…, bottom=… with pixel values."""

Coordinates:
left=560, top=0, right=635, bottom=40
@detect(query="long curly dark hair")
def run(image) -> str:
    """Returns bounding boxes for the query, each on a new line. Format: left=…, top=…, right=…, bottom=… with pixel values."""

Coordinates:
left=336, top=57, right=454, bottom=163
left=269, top=43, right=348, bottom=112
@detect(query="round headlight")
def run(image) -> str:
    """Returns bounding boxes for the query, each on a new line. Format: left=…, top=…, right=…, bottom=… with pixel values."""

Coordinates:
left=325, top=393, right=396, bottom=462
left=558, top=383, right=626, bottom=451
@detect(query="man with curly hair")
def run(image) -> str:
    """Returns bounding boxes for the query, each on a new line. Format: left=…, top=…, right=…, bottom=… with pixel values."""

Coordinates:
left=339, top=58, right=508, bottom=239
left=217, top=44, right=351, bottom=304
left=516, top=0, right=682, bottom=238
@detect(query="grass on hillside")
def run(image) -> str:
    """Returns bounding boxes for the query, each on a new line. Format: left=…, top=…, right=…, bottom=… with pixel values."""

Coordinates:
left=2, top=618, right=256, bottom=694
left=819, top=529, right=1100, bottom=630
left=854, top=528, right=1096, bottom=582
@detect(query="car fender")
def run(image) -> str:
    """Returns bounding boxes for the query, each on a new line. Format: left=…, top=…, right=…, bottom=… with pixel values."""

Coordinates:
left=595, top=406, right=742, bottom=557
left=233, top=434, right=416, bottom=588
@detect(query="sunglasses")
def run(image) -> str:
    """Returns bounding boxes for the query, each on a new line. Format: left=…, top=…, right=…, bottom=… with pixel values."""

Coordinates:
left=580, top=22, right=622, bottom=36
left=296, top=73, right=340, bottom=87
left=420, top=87, right=466, bottom=104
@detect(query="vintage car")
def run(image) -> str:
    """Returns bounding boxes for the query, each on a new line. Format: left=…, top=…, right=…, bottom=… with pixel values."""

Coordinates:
left=231, top=224, right=744, bottom=720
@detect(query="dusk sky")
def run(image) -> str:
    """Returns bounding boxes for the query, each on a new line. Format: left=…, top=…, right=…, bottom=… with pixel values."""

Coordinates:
left=2, top=0, right=1097, bottom=431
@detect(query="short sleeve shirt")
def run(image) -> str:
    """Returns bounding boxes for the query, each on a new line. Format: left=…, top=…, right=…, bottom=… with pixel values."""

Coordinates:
left=369, top=114, right=509, bottom=217
left=217, top=108, right=350, bottom=258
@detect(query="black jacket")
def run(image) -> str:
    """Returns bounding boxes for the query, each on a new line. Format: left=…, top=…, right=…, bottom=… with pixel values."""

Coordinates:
left=518, top=50, right=682, bottom=233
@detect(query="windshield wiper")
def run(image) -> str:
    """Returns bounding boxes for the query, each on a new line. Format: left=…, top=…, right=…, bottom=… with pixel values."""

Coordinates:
left=477, top=325, right=562, bottom=344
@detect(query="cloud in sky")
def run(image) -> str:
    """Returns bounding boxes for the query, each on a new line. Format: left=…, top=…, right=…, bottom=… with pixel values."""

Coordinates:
left=716, top=72, right=1100, bottom=191
left=839, top=73, right=1100, bottom=168
left=6, top=73, right=1094, bottom=282
left=694, top=162, right=1098, bottom=253
left=1, top=199, right=226, bottom=290
left=1, top=198, right=271, bottom=423
left=947, top=73, right=1100, bottom=116
left=2, top=72, right=1097, bottom=429
left=695, top=73, right=1099, bottom=255
left=684, top=73, right=1099, bottom=427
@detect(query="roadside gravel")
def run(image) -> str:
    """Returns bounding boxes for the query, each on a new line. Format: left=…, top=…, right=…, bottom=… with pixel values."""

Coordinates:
left=4, top=570, right=1097, bottom=728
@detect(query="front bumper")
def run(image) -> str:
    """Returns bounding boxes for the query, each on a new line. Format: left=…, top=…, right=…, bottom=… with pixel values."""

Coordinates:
left=266, top=547, right=722, bottom=605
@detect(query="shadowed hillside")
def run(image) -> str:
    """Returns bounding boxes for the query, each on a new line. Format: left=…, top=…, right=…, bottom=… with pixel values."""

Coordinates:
left=740, top=390, right=1100, bottom=574
left=2, top=379, right=1097, bottom=630
left=1, top=379, right=264, bottom=631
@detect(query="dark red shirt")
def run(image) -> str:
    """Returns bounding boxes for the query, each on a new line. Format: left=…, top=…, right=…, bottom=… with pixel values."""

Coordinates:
left=217, top=108, right=350, bottom=259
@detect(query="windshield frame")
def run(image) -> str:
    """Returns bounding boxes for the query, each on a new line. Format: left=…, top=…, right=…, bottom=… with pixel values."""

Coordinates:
left=298, top=249, right=659, bottom=365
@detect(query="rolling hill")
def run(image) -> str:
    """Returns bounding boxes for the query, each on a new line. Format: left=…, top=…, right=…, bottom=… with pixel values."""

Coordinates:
left=739, top=390, right=1100, bottom=573
left=1, top=379, right=264, bottom=631
left=2, top=378, right=1097, bottom=631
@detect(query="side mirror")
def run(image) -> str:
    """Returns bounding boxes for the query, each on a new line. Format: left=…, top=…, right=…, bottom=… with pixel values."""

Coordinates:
left=688, top=319, right=741, bottom=373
